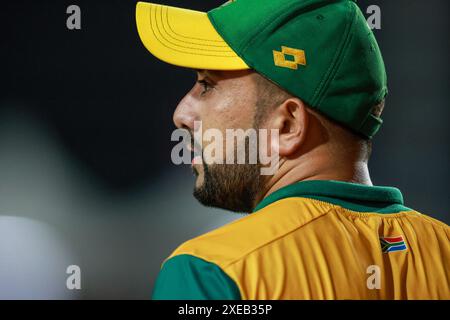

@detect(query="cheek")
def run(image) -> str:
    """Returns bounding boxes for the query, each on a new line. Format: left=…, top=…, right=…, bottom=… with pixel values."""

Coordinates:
left=197, top=88, right=257, bottom=163
left=202, top=93, right=256, bottom=131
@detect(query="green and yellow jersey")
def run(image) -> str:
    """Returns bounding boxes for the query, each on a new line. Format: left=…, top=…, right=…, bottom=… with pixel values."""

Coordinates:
left=152, top=180, right=450, bottom=299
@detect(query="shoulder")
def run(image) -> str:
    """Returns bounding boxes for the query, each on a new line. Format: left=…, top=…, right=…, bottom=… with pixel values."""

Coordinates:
left=407, top=210, right=450, bottom=234
left=153, top=197, right=332, bottom=299
left=168, top=197, right=332, bottom=269
left=152, top=254, right=241, bottom=300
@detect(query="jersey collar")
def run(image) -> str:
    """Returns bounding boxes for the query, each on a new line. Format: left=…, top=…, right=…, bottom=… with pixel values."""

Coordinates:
left=253, top=180, right=408, bottom=213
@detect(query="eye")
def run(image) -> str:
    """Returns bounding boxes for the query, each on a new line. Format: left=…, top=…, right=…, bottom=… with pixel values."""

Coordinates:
left=197, top=79, right=213, bottom=96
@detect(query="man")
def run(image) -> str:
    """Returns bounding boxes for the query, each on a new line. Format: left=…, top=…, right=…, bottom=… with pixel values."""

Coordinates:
left=136, top=0, right=449, bottom=299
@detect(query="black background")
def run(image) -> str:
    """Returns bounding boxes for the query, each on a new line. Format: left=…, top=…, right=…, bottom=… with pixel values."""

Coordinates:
left=0, top=0, right=448, bottom=299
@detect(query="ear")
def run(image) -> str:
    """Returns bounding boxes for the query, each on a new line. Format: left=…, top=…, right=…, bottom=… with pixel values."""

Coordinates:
left=268, top=98, right=308, bottom=157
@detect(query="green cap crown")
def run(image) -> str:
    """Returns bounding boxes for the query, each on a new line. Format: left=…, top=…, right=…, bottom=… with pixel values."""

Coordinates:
left=208, top=0, right=387, bottom=138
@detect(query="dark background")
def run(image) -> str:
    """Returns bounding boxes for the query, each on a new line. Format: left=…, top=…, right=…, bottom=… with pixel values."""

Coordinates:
left=0, top=0, right=448, bottom=299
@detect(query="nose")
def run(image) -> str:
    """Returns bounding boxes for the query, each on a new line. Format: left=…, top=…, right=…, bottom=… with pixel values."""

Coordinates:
left=173, top=91, right=198, bottom=130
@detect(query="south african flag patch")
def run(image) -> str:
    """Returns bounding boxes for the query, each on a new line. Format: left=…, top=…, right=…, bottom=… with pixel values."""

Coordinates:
left=380, top=235, right=407, bottom=253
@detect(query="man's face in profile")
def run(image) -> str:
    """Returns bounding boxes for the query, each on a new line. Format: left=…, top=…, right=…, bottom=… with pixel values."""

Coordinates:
left=172, top=69, right=268, bottom=213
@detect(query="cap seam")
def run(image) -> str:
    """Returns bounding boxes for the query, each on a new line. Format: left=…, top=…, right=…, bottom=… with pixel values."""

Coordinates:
left=148, top=5, right=238, bottom=57
left=238, top=0, right=322, bottom=54
left=310, top=0, right=356, bottom=107
left=154, top=5, right=233, bottom=52
left=162, top=6, right=224, bottom=43
left=316, top=7, right=357, bottom=109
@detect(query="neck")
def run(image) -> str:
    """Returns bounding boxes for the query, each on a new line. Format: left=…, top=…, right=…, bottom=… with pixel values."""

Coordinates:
left=255, top=148, right=372, bottom=208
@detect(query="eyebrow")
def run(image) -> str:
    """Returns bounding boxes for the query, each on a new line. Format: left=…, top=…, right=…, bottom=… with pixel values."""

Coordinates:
left=195, top=69, right=209, bottom=78
left=194, top=69, right=223, bottom=80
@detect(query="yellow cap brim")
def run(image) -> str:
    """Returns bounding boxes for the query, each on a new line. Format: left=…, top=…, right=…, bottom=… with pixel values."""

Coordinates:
left=135, top=2, right=249, bottom=70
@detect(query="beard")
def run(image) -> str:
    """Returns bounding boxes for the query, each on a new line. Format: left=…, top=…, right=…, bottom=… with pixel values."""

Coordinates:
left=192, top=160, right=264, bottom=214
left=190, top=107, right=272, bottom=213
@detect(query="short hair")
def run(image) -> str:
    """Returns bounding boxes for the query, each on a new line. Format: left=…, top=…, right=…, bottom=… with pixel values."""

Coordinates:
left=253, top=72, right=292, bottom=126
left=252, top=72, right=385, bottom=161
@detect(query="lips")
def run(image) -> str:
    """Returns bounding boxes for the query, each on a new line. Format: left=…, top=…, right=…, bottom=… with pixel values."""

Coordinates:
left=187, top=139, right=202, bottom=165
left=192, top=155, right=202, bottom=165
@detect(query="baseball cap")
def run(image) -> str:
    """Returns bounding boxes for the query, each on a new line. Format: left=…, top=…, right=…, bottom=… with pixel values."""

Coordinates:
left=136, top=0, right=387, bottom=139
